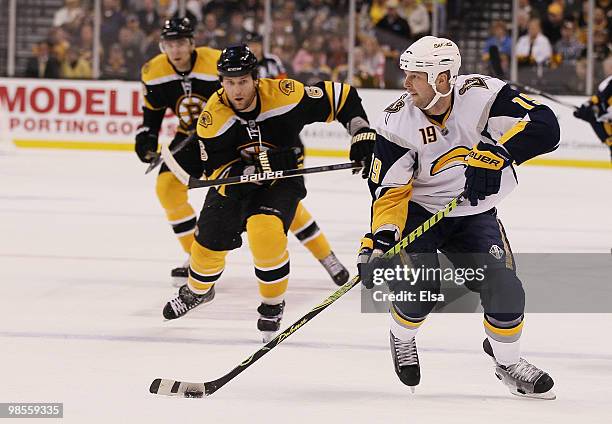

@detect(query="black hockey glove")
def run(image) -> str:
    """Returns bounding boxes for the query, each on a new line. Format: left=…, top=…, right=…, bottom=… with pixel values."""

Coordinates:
left=357, top=230, right=396, bottom=289
left=464, top=141, right=513, bottom=207
left=135, top=126, right=159, bottom=163
left=256, top=148, right=299, bottom=173
left=573, top=102, right=597, bottom=123
left=350, top=128, right=376, bottom=179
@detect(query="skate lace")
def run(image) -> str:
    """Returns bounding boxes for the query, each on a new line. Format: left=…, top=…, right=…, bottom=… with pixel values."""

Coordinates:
left=321, top=253, right=344, bottom=275
left=507, top=359, right=544, bottom=383
left=394, top=336, right=418, bottom=367
left=169, top=296, right=189, bottom=314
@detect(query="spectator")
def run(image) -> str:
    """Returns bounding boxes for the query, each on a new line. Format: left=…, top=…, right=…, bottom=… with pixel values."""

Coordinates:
left=101, top=0, right=126, bottom=49
left=292, top=35, right=328, bottom=75
left=126, top=14, right=146, bottom=51
left=101, top=43, right=129, bottom=79
left=553, top=20, right=584, bottom=64
left=375, top=0, right=412, bottom=43
left=142, top=28, right=162, bottom=61
left=137, top=0, right=161, bottom=35
left=118, top=26, right=143, bottom=79
left=61, top=46, right=92, bottom=79
left=542, top=3, right=565, bottom=45
left=482, top=20, right=511, bottom=77
left=357, top=34, right=386, bottom=88
left=369, top=0, right=388, bottom=25
left=25, top=41, right=61, bottom=78
left=516, top=18, right=553, bottom=66
left=77, top=23, right=94, bottom=64
left=326, top=34, right=348, bottom=71
left=400, top=0, right=430, bottom=39
left=198, top=13, right=226, bottom=49
left=594, top=29, right=611, bottom=61
left=245, top=32, right=287, bottom=79
left=53, top=0, right=85, bottom=35
left=517, top=8, right=530, bottom=37
left=223, top=10, right=249, bottom=45
left=47, top=27, right=70, bottom=62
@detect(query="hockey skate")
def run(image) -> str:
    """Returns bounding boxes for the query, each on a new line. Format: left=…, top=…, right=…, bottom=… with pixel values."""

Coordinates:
left=163, top=284, right=215, bottom=320
left=483, top=338, right=555, bottom=400
left=170, top=258, right=189, bottom=287
left=319, top=252, right=350, bottom=286
left=257, top=301, right=285, bottom=343
left=390, top=331, right=420, bottom=392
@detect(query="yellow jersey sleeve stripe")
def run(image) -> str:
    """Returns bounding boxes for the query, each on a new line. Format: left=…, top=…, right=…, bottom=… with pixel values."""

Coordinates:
left=324, top=81, right=335, bottom=123
left=371, top=183, right=413, bottom=235
left=499, top=120, right=528, bottom=145
left=336, top=83, right=351, bottom=116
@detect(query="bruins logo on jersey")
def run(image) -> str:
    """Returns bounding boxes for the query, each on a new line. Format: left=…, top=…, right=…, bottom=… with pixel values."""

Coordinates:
left=459, top=77, right=488, bottom=95
left=198, top=111, right=213, bottom=128
left=430, top=146, right=471, bottom=176
left=176, top=94, right=207, bottom=129
left=279, top=79, right=295, bottom=96
left=305, top=86, right=323, bottom=98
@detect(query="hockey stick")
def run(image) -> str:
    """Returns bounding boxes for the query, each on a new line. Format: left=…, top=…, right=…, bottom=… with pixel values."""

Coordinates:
left=149, top=193, right=465, bottom=398
left=160, top=142, right=364, bottom=189
left=505, top=80, right=578, bottom=110
left=144, top=132, right=196, bottom=175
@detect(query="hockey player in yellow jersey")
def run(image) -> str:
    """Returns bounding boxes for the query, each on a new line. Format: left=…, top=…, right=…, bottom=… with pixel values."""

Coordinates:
left=135, top=18, right=350, bottom=286
left=162, top=45, right=376, bottom=342
left=358, top=36, right=560, bottom=398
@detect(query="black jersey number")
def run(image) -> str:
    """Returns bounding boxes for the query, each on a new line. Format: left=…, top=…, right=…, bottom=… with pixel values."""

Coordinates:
left=419, top=126, right=437, bottom=144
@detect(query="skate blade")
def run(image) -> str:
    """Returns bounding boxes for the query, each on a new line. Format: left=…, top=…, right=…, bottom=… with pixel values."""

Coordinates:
left=409, top=386, right=416, bottom=394
left=261, top=331, right=277, bottom=343
left=510, top=389, right=556, bottom=400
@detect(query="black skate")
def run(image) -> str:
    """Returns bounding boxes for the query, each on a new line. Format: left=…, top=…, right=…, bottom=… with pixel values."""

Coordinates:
left=163, top=285, right=215, bottom=320
left=390, top=331, right=420, bottom=392
left=257, top=301, right=285, bottom=343
left=170, top=259, right=189, bottom=287
left=319, top=252, right=349, bottom=286
left=483, top=338, right=555, bottom=400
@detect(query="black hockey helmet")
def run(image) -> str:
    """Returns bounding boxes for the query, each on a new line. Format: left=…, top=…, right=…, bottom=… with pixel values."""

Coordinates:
left=217, top=45, right=258, bottom=79
left=161, top=17, right=194, bottom=40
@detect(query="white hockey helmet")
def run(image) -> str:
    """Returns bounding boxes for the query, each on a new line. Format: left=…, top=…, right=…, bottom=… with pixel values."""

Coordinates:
left=399, top=36, right=462, bottom=110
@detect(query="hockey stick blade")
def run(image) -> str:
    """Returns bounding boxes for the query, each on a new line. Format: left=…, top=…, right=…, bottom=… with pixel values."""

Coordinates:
left=149, top=194, right=465, bottom=398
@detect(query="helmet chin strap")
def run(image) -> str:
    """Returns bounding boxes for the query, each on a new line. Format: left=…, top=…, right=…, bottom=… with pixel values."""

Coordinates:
left=423, top=83, right=453, bottom=110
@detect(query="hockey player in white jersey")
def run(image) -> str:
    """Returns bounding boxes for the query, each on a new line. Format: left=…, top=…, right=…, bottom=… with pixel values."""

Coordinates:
left=358, top=36, right=560, bottom=399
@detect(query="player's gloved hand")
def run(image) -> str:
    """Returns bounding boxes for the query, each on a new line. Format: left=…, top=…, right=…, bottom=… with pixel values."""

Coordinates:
left=573, top=102, right=597, bottom=122
left=357, top=230, right=396, bottom=289
left=135, top=126, right=159, bottom=163
left=350, top=128, right=376, bottom=179
left=464, top=141, right=513, bottom=207
left=256, top=147, right=299, bottom=172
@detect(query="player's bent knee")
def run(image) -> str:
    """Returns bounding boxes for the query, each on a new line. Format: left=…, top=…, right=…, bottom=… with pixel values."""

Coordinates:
left=247, top=214, right=287, bottom=261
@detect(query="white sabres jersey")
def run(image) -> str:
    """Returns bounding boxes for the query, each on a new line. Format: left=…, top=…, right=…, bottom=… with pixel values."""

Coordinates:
left=373, top=74, right=520, bottom=218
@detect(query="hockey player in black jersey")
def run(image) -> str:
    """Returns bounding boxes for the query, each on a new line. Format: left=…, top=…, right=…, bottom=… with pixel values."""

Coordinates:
left=358, top=36, right=560, bottom=399
left=573, top=57, right=612, bottom=160
left=162, top=45, right=375, bottom=342
left=135, top=18, right=350, bottom=286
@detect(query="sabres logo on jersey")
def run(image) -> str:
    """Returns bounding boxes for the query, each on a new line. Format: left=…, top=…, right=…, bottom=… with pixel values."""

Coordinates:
left=177, top=94, right=207, bottom=129
left=384, top=93, right=408, bottom=124
left=430, top=146, right=471, bottom=176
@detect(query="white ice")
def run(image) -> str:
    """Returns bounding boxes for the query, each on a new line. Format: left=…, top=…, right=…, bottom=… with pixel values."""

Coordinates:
left=1, top=149, right=611, bottom=423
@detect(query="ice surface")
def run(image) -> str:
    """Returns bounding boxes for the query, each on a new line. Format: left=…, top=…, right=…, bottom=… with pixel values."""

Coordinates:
left=1, top=149, right=611, bottom=423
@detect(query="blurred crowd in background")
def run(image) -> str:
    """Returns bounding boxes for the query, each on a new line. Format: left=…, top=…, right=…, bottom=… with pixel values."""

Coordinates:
left=21, top=0, right=612, bottom=92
